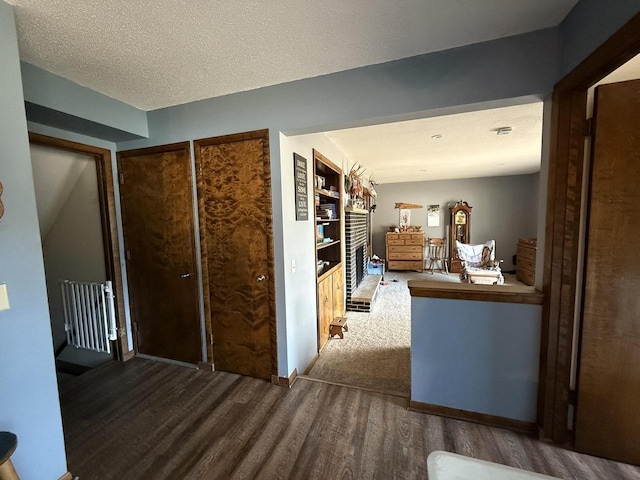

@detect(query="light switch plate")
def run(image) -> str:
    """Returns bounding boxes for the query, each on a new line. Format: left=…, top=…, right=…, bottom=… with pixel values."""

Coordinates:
left=0, top=283, right=10, bottom=311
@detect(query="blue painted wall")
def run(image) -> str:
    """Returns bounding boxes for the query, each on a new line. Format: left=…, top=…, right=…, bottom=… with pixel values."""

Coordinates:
left=21, top=62, right=149, bottom=141
left=0, top=3, right=68, bottom=478
left=411, top=297, right=542, bottom=422
left=560, top=0, right=640, bottom=77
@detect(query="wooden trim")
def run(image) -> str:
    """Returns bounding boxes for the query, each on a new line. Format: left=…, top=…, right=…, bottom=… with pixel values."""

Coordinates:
left=115, top=141, right=191, bottom=159
left=313, top=148, right=342, bottom=174
left=408, top=400, right=536, bottom=435
left=539, top=11, right=640, bottom=444
left=194, top=129, right=278, bottom=376
left=28, top=132, right=130, bottom=361
left=408, top=281, right=544, bottom=305
left=197, top=361, right=214, bottom=372
left=117, top=141, right=199, bottom=360
left=58, top=472, right=73, bottom=480
left=193, top=129, right=269, bottom=147
left=122, top=350, right=135, bottom=361
left=303, top=354, right=319, bottom=375
left=271, top=368, right=298, bottom=388
left=193, top=143, right=212, bottom=363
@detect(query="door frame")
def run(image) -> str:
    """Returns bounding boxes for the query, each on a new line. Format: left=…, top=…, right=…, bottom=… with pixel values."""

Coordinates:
left=28, top=132, right=131, bottom=360
left=193, top=129, right=278, bottom=376
left=539, top=12, right=640, bottom=444
left=117, top=141, right=202, bottom=362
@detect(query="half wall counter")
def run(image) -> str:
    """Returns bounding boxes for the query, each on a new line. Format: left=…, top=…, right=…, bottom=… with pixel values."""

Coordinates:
left=408, top=281, right=544, bottom=433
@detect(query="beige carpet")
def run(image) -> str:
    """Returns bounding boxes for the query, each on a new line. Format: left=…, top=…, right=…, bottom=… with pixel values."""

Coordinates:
left=306, top=270, right=523, bottom=397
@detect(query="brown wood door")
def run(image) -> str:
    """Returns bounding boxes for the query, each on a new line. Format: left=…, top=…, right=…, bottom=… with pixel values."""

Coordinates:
left=195, top=130, right=276, bottom=380
left=118, top=143, right=202, bottom=364
left=575, top=79, right=640, bottom=464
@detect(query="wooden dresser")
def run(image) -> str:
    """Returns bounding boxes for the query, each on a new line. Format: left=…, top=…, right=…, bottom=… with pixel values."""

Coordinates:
left=516, top=238, right=537, bottom=286
left=386, top=232, right=425, bottom=271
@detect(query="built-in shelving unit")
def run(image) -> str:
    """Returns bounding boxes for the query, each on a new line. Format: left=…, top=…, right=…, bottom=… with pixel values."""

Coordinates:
left=313, top=149, right=344, bottom=351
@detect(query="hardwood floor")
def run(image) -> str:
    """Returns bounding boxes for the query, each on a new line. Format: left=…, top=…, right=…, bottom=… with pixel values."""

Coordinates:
left=59, top=358, right=640, bottom=479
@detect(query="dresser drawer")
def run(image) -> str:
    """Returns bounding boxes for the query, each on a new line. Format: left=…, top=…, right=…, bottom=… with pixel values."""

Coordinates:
left=405, top=238, right=424, bottom=245
left=518, top=256, right=536, bottom=272
left=388, top=245, right=422, bottom=253
left=388, top=260, right=424, bottom=271
left=517, top=245, right=536, bottom=262
left=387, top=239, right=405, bottom=246
left=388, top=252, right=423, bottom=261
left=386, top=233, right=400, bottom=240
left=517, top=268, right=535, bottom=286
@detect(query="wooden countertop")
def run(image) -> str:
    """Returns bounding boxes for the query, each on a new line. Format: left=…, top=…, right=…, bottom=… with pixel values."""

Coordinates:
left=408, top=281, right=544, bottom=305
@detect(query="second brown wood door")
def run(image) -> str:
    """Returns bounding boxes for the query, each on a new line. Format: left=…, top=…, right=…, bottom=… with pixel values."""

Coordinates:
left=118, top=142, right=202, bottom=364
left=195, top=130, right=276, bottom=380
left=575, top=79, right=640, bottom=464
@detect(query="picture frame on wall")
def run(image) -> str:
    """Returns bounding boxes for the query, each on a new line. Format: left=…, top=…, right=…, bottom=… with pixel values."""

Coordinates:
left=293, top=153, right=309, bottom=221
left=399, top=208, right=410, bottom=228
left=427, top=204, right=440, bottom=227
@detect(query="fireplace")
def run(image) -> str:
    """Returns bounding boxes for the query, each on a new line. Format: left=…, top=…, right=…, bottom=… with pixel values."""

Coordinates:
left=345, top=210, right=370, bottom=311
left=356, top=245, right=365, bottom=287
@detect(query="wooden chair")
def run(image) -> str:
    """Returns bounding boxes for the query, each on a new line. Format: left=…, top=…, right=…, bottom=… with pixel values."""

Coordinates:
left=426, top=238, right=448, bottom=274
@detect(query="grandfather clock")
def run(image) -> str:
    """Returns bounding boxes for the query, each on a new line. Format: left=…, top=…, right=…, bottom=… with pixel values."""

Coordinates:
left=449, top=200, right=472, bottom=273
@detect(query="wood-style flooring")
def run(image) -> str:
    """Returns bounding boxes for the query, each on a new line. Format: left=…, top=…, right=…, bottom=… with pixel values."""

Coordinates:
left=59, top=358, right=640, bottom=479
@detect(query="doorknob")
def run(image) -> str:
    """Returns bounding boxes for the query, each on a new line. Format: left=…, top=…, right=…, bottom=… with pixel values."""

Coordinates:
left=257, top=275, right=266, bottom=283
left=180, top=273, right=191, bottom=278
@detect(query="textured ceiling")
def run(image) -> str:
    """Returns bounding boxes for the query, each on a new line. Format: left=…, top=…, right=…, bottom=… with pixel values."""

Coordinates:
left=324, top=102, right=543, bottom=184
left=7, top=0, right=578, bottom=110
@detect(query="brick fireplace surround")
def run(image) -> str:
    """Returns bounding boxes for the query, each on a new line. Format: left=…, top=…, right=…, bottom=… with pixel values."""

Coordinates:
left=345, top=210, right=371, bottom=311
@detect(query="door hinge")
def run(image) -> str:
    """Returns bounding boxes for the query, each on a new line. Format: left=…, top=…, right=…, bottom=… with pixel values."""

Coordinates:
left=119, top=172, right=125, bottom=185
left=583, top=118, right=593, bottom=137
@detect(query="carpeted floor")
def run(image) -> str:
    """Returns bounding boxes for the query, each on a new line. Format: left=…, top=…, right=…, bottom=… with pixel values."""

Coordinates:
left=306, top=270, right=522, bottom=397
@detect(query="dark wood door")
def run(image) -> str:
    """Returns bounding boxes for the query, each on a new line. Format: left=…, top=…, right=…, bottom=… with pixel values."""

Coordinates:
left=575, top=79, right=640, bottom=464
left=118, top=143, right=202, bottom=364
left=195, top=130, right=276, bottom=380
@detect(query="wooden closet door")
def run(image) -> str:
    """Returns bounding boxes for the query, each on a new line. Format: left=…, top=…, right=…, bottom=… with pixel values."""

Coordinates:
left=575, top=79, right=640, bottom=464
left=195, top=130, right=276, bottom=380
left=118, top=143, right=202, bottom=364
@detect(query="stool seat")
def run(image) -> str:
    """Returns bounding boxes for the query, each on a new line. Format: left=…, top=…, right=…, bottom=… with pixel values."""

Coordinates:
left=329, top=317, right=349, bottom=339
left=0, top=432, right=19, bottom=480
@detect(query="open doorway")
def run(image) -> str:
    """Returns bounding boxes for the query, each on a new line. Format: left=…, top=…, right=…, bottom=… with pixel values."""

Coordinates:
left=287, top=101, right=544, bottom=397
left=28, top=133, right=129, bottom=375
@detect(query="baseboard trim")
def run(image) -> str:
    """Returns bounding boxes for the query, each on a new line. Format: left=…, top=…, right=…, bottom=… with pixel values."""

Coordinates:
left=271, top=368, right=298, bottom=388
left=197, top=361, right=215, bottom=372
left=58, top=472, right=74, bottom=480
left=303, top=354, right=319, bottom=375
left=408, top=400, right=536, bottom=435
left=122, top=350, right=136, bottom=361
